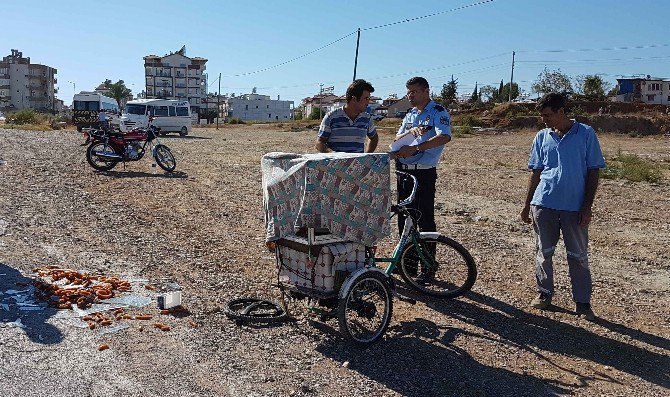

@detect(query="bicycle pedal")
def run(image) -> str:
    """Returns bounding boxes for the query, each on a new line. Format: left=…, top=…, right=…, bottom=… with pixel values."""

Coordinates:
left=392, top=291, right=416, bottom=305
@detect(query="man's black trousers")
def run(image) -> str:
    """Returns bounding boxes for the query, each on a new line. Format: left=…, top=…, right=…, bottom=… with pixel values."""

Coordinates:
left=396, top=166, right=437, bottom=235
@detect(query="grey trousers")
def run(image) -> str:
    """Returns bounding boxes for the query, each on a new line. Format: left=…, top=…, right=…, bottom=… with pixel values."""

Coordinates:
left=531, top=205, right=592, bottom=303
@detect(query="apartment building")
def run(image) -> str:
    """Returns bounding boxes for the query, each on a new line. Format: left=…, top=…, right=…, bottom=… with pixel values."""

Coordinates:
left=0, top=49, right=58, bottom=112
left=143, top=47, right=207, bottom=116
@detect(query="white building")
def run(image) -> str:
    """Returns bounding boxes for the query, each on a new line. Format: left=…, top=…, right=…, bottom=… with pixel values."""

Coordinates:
left=616, top=75, right=670, bottom=105
left=0, top=49, right=58, bottom=112
left=227, top=90, right=294, bottom=121
left=143, top=46, right=207, bottom=115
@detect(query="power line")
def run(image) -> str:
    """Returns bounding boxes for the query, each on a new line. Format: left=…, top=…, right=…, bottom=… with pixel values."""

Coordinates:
left=221, top=0, right=498, bottom=78
left=362, top=0, right=497, bottom=31
left=516, top=54, right=670, bottom=64
left=517, top=43, right=670, bottom=54
left=222, top=31, right=357, bottom=78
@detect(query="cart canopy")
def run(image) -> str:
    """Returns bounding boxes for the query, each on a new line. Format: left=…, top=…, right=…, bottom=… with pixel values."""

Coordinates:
left=262, top=152, right=391, bottom=246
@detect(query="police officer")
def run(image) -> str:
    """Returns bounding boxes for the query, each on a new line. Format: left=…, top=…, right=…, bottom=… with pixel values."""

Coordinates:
left=394, top=76, right=452, bottom=235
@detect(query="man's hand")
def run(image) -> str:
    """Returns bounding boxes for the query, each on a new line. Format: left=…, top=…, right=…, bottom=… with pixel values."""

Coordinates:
left=520, top=205, right=532, bottom=224
left=579, top=206, right=592, bottom=227
left=397, top=145, right=418, bottom=158
left=409, top=125, right=431, bottom=137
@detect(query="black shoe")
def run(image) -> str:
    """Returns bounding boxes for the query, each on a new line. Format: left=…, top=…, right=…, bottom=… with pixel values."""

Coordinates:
left=530, top=293, right=552, bottom=310
left=575, top=302, right=596, bottom=321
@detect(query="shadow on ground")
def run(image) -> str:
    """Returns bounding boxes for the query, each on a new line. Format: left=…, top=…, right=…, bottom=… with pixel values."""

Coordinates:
left=315, top=290, right=669, bottom=397
left=0, top=263, right=63, bottom=344
left=98, top=170, right=189, bottom=179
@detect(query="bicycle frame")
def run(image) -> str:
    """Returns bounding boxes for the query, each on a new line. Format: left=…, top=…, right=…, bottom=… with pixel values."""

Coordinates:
left=366, top=171, right=436, bottom=276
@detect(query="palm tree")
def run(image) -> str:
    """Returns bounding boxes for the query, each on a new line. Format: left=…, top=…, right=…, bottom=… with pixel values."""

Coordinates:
left=108, top=80, right=132, bottom=110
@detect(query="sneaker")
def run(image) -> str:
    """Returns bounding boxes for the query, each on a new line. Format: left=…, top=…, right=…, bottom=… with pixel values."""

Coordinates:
left=575, top=303, right=596, bottom=321
left=530, top=293, right=552, bottom=310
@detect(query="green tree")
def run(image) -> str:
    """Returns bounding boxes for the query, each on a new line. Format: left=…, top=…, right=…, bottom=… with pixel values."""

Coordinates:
left=531, top=68, right=573, bottom=96
left=499, top=82, right=520, bottom=102
left=309, top=107, right=325, bottom=120
left=439, top=75, right=458, bottom=106
left=575, top=74, right=612, bottom=101
left=607, top=85, right=619, bottom=97
left=107, top=80, right=132, bottom=110
left=498, top=80, right=504, bottom=100
left=469, top=82, right=479, bottom=103
left=479, top=85, right=499, bottom=103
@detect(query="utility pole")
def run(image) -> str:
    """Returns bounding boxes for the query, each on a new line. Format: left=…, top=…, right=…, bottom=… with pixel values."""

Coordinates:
left=352, top=28, right=361, bottom=81
left=509, top=51, right=515, bottom=102
left=216, top=72, right=221, bottom=130
left=318, top=83, right=323, bottom=119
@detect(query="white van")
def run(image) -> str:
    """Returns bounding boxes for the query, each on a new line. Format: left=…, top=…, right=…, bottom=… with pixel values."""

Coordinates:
left=120, top=99, right=192, bottom=136
left=73, top=92, right=120, bottom=132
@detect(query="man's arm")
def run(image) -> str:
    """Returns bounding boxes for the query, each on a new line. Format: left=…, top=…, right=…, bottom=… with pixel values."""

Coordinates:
left=397, top=133, right=451, bottom=158
left=365, top=134, right=379, bottom=153
left=520, top=169, right=542, bottom=223
left=315, top=137, right=330, bottom=153
left=579, top=168, right=600, bottom=227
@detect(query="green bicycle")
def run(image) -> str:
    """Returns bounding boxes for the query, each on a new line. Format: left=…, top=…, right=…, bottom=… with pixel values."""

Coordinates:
left=274, top=171, right=477, bottom=345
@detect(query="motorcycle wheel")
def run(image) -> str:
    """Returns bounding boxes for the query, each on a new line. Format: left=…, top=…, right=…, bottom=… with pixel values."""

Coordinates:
left=86, top=142, right=119, bottom=171
left=154, top=144, right=176, bottom=172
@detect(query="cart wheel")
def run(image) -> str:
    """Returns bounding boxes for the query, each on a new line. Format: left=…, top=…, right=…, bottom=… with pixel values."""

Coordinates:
left=337, top=270, right=392, bottom=345
left=224, top=298, right=287, bottom=324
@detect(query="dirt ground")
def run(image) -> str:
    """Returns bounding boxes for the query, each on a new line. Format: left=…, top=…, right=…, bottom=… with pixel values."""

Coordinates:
left=0, top=124, right=668, bottom=397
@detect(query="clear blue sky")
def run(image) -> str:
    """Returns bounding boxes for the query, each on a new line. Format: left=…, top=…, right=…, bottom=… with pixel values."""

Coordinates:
left=4, top=0, right=670, bottom=105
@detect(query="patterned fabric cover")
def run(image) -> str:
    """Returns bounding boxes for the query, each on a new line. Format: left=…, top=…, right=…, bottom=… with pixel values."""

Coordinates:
left=277, top=242, right=366, bottom=293
left=262, top=152, right=391, bottom=246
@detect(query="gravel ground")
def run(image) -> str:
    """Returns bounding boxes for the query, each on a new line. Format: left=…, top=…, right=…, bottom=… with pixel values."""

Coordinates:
left=0, top=125, right=668, bottom=397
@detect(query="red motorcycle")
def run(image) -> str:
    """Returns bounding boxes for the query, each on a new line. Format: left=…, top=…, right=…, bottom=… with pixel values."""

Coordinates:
left=83, top=121, right=176, bottom=172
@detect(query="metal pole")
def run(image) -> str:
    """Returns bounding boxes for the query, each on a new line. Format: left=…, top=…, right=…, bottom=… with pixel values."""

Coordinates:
left=353, top=28, right=361, bottom=81
left=509, top=51, right=515, bottom=102
left=319, top=84, right=323, bottom=119
left=217, top=72, right=221, bottom=130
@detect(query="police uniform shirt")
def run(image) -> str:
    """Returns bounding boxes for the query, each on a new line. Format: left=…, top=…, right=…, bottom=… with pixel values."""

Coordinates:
left=396, top=101, right=451, bottom=167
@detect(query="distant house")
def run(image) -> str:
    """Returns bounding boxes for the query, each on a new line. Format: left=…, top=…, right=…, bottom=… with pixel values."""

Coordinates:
left=227, top=90, right=294, bottom=122
left=615, top=75, right=670, bottom=105
left=386, top=96, right=412, bottom=118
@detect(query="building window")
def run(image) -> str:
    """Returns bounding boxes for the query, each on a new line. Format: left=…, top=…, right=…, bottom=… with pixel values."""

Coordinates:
left=245, top=104, right=248, bottom=110
left=647, top=95, right=655, bottom=101
left=649, top=83, right=661, bottom=91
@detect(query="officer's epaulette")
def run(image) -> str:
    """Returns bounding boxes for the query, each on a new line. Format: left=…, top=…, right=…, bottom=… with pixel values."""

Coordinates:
left=433, top=104, right=445, bottom=112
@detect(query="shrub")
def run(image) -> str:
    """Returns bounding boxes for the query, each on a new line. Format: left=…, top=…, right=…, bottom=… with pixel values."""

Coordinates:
left=7, top=109, right=40, bottom=125
left=602, top=150, right=663, bottom=183
left=228, top=117, right=245, bottom=124
left=457, top=114, right=484, bottom=127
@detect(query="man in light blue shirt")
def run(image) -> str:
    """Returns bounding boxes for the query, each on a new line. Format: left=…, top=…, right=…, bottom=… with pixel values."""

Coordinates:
left=393, top=77, right=452, bottom=237
left=520, top=93, right=605, bottom=321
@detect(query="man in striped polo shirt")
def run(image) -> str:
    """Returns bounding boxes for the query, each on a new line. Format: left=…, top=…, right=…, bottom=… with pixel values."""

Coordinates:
left=315, top=79, right=379, bottom=153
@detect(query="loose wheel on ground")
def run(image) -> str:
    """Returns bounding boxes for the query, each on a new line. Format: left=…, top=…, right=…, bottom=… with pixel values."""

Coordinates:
left=398, top=235, right=477, bottom=298
left=337, top=270, right=392, bottom=345
left=86, top=142, right=118, bottom=171
left=224, top=298, right=287, bottom=324
left=153, top=144, right=176, bottom=172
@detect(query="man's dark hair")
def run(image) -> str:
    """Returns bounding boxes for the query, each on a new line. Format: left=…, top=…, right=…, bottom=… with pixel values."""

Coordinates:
left=536, top=92, right=569, bottom=112
left=406, top=76, right=429, bottom=90
left=346, top=79, right=374, bottom=101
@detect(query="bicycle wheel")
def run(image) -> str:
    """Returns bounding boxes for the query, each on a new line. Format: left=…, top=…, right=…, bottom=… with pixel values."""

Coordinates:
left=398, top=235, right=477, bottom=298
left=337, top=270, right=392, bottom=345
left=224, top=298, right=287, bottom=324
